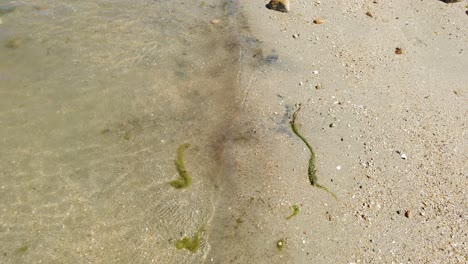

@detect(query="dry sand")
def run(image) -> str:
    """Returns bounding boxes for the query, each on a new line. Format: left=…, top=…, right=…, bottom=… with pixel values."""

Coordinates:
left=207, top=0, right=467, bottom=263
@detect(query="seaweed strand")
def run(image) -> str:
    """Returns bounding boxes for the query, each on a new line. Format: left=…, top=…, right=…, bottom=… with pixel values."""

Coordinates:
left=169, top=143, right=192, bottom=189
left=286, top=204, right=300, bottom=220
left=175, top=225, right=205, bottom=252
left=290, top=104, right=337, bottom=199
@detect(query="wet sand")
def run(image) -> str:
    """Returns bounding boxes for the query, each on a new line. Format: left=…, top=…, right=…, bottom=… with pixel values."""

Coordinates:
left=207, top=0, right=466, bottom=263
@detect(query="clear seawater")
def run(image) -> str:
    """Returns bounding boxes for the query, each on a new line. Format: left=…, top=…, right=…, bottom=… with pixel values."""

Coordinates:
left=0, top=0, right=244, bottom=262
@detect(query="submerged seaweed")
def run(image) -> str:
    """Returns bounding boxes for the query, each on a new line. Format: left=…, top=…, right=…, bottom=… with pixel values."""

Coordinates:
left=175, top=226, right=204, bottom=253
left=169, top=143, right=192, bottom=189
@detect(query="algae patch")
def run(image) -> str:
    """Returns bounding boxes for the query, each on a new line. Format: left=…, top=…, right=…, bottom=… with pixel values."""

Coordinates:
left=290, top=104, right=337, bottom=199
left=169, top=143, right=192, bottom=189
left=176, top=226, right=204, bottom=253
left=235, top=217, right=243, bottom=228
left=5, top=38, right=23, bottom=49
left=286, top=204, right=300, bottom=220
left=15, top=245, right=28, bottom=254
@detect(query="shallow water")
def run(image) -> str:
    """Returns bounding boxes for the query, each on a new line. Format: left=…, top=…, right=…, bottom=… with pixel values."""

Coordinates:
left=0, top=0, right=244, bottom=262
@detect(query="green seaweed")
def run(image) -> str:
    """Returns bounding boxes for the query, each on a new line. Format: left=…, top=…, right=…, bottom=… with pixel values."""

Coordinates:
left=176, top=226, right=204, bottom=253
left=234, top=217, right=244, bottom=229
left=5, top=39, right=22, bottom=49
left=286, top=204, right=300, bottom=220
left=123, top=131, right=130, bottom=140
left=276, top=239, right=285, bottom=251
left=15, top=245, right=28, bottom=254
left=169, top=143, right=192, bottom=189
left=290, top=104, right=337, bottom=199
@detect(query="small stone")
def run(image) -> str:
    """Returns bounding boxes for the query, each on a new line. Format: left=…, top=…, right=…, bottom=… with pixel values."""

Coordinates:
left=395, top=47, right=403, bottom=55
left=276, top=239, right=285, bottom=251
left=313, top=18, right=326, bottom=24
left=315, top=84, right=322, bottom=90
left=299, top=81, right=303, bottom=86
left=336, top=165, right=341, bottom=170
left=266, top=0, right=290, bottom=13
left=404, top=210, right=411, bottom=218
left=366, top=11, right=373, bottom=17
left=210, top=18, right=221, bottom=25
left=312, top=70, right=319, bottom=74
left=400, top=153, right=407, bottom=160
left=329, top=123, right=335, bottom=128
left=293, top=34, right=299, bottom=39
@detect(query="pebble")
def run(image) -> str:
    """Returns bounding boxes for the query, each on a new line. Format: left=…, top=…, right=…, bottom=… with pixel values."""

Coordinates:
left=400, top=153, right=407, bottom=160
left=404, top=210, right=411, bottom=218
left=293, top=34, right=299, bottom=39
left=210, top=18, right=221, bottom=25
left=312, top=70, right=319, bottom=74
left=366, top=11, right=373, bottom=18
left=336, top=165, right=341, bottom=170
left=395, top=47, right=403, bottom=55
left=276, top=239, right=284, bottom=250
left=266, top=0, right=290, bottom=13
left=313, top=18, right=326, bottom=24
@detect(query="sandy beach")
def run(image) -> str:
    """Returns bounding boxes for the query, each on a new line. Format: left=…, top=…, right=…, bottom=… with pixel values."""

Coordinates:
left=0, top=0, right=466, bottom=263
left=206, top=0, right=467, bottom=263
